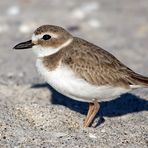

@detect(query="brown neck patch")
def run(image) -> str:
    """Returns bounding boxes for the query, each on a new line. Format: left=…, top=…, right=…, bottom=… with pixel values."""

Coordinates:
left=41, top=48, right=65, bottom=71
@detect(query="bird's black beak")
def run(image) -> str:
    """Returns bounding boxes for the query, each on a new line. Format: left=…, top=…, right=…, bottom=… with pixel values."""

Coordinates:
left=13, top=40, right=34, bottom=50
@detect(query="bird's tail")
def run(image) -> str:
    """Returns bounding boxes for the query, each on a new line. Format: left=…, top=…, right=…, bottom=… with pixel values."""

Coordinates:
left=130, top=72, right=148, bottom=87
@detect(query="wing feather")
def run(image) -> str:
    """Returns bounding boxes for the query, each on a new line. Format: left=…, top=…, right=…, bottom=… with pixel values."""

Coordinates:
left=62, top=37, right=144, bottom=88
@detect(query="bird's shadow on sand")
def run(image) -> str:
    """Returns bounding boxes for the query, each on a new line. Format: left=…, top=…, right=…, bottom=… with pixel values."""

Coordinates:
left=32, top=83, right=148, bottom=126
left=31, top=83, right=148, bottom=118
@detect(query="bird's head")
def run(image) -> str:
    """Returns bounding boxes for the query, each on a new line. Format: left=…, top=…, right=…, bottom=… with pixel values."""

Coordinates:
left=13, top=25, right=73, bottom=57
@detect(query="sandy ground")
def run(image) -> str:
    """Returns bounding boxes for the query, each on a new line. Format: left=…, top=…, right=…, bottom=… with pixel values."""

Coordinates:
left=0, top=0, right=148, bottom=147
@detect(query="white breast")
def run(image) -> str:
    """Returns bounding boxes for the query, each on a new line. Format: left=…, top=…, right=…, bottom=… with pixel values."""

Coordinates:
left=36, top=59, right=131, bottom=102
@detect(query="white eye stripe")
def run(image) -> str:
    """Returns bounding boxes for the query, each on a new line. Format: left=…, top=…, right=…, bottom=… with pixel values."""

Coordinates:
left=32, top=33, right=58, bottom=42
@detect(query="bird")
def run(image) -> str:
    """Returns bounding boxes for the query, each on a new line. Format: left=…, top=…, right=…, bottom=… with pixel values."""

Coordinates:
left=13, top=25, right=148, bottom=127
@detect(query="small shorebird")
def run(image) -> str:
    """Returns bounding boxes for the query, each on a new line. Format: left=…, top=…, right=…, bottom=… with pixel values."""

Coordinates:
left=14, top=25, right=148, bottom=127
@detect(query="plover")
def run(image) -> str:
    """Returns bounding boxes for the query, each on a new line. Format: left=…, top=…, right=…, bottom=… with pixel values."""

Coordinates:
left=14, top=25, right=148, bottom=127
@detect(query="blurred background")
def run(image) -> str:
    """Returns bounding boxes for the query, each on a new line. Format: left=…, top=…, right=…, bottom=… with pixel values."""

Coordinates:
left=0, top=0, right=148, bottom=86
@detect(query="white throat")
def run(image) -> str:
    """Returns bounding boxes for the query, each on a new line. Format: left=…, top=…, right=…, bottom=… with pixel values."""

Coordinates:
left=32, top=38, right=73, bottom=58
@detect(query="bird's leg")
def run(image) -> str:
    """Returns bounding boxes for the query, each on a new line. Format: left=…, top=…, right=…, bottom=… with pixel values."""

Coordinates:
left=83, top=99, right=100, bottom=127
left=83, top=102, right=94, bottom=126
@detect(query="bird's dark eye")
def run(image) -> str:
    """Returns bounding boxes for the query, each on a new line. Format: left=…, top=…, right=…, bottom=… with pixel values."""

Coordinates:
left=42, top=34, right=51, bottom=40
